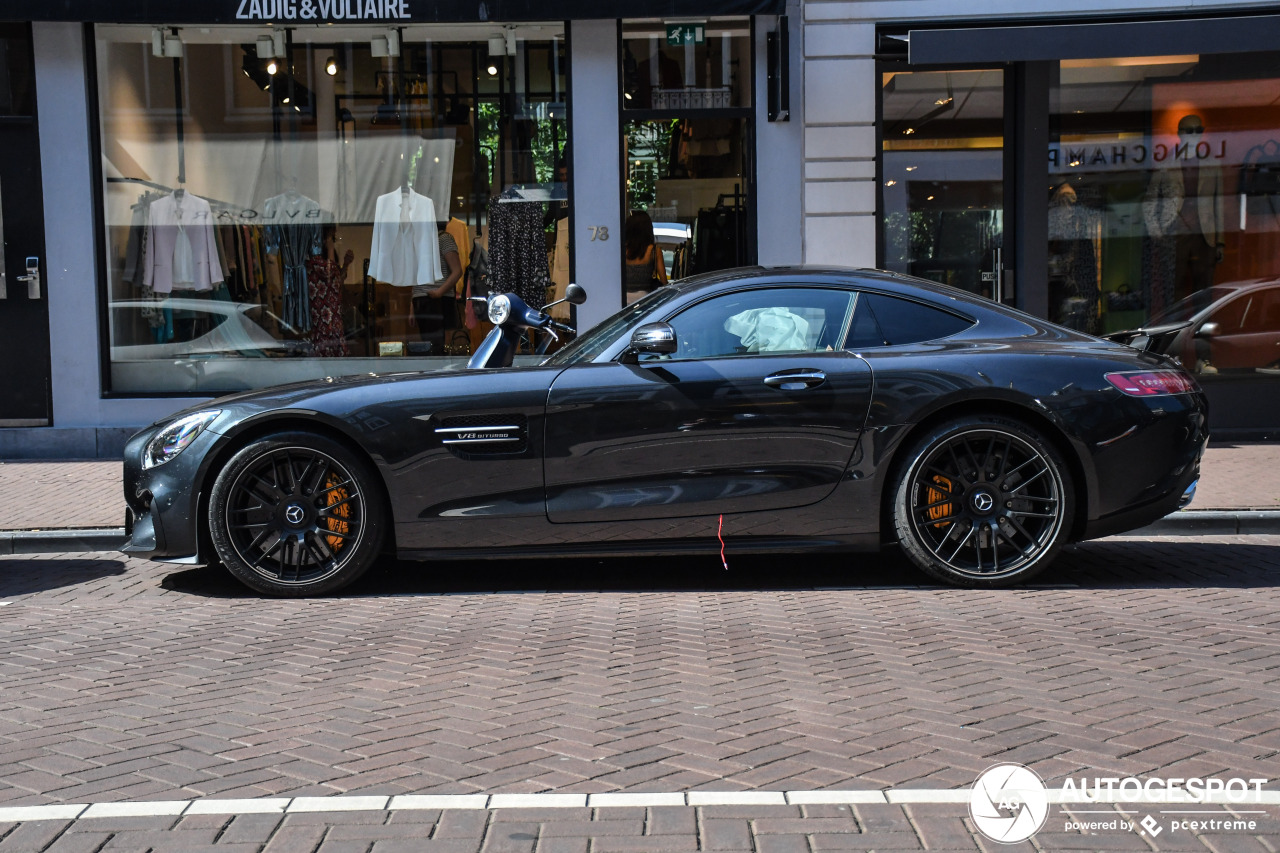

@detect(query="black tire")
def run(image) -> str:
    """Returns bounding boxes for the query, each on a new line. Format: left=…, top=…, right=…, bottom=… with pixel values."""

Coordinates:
left=891, top=415, right=1075, bottom=588
left=208, top=431, right=386, bottom=596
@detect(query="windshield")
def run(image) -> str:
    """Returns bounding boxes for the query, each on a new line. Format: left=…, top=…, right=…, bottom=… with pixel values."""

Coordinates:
left=1148, top=287, right=1236, bottom=325
left=544, top=287, right=683, bottom=365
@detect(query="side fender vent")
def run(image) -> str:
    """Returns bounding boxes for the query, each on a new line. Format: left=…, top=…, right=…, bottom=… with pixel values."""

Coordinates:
left=435, top=414, right=528, bottom=454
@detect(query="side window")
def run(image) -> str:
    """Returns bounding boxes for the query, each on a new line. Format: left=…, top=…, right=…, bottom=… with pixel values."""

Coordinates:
left=666, top=288, right=856, bottom=360
left=844, top=292, right=973, bottom=348
left=1236, top=288, right=1280, bottom=334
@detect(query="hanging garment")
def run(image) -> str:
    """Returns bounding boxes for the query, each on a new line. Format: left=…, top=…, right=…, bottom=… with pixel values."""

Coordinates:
left=263, top=191, right=325, bottom=333
left=123, top=191, right=163, bottom=285
left=305, top=255, right=349, bottom=357
left=548, top=217, right=571, bottom=320
left=446, top=217, right=471, bottom=291
left=487, top=196, right=549, bottom=310
left=368, top=188, right=443, bottom=287
left=144, top=192, right=225, bottom=294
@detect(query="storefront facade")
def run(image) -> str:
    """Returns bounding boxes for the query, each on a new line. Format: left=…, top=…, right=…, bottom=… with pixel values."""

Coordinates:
left=798, top=0, right=1280, bottom=438
left=0, top=0, right=801, bottom=456
left=1, top=0, right=1278, bottom=457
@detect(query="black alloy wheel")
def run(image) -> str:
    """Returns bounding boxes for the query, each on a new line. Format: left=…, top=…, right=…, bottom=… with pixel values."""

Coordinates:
left=892, top=416, right=1075, bottom=587
left=209, top=431, right=386, bottom=596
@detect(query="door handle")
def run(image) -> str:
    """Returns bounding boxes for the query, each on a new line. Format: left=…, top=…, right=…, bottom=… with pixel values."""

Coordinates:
left=15, top=257, right=39, bottom=299
left=763, top=369, right=826, bottom=390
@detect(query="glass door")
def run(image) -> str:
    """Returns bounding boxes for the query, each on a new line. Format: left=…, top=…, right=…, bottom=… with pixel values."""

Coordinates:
left=880, top=68, right=1006, bottom=301
left=0, top=23, right=50, bottom=425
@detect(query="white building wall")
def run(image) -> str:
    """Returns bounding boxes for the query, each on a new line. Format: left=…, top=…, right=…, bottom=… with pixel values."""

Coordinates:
left=797, top=0, right=1280, bottom=268
left=30, top=23, right=202, bottom=457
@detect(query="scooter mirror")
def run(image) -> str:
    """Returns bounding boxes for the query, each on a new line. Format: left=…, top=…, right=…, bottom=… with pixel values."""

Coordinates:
left=564, top=283, right=587, bottom=305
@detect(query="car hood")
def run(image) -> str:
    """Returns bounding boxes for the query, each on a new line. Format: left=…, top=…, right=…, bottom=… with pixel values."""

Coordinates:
left=148, top=364, right=565, bottom=431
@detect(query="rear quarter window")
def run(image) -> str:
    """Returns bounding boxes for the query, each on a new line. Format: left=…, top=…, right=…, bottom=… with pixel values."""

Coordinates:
left=845, top=292, right=974, bottom=348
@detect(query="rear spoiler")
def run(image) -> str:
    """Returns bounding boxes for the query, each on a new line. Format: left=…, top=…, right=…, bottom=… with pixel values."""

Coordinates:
left=1103, top=319, right=1194, bottom=353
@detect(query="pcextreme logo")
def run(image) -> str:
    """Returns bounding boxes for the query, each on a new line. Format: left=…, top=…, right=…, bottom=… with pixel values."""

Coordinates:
left=969, top=764, right=1050, bottom=843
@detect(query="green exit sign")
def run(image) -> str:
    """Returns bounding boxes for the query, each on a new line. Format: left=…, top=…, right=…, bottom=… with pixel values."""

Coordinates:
left=666, top=23, right=705, bottom=46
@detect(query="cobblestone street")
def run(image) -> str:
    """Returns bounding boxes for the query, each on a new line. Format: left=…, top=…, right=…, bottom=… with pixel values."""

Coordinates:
left=1, top=536, right=1278, bottom=850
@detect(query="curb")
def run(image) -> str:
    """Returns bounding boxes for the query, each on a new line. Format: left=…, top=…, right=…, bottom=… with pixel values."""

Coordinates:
left=0, top=513, right=1277, bottom=557
left=1134, top=510, right=1280, bottom=536
left=0, top=527, right=126, bottom=555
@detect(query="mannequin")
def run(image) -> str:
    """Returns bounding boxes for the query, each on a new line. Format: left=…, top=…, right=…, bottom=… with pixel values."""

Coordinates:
left=1144, top=114, right=1225, bottom=303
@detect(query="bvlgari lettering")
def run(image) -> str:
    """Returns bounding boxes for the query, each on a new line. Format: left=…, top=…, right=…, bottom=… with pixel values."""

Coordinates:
left=235, top=0, right=411, bottom=21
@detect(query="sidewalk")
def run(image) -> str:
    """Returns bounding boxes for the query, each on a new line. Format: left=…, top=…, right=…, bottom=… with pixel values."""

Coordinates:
left=0, top=442, right=1275, bottom=534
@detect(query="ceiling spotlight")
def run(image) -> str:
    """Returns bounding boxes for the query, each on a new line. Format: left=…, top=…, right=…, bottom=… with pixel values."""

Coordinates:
left=266, top=58, right=279, bottom=75
left=281, top=96, right=290, bottom=104
left=325, top=55, right=339, bottom=76
left=487, top=64, right=498, bottom=76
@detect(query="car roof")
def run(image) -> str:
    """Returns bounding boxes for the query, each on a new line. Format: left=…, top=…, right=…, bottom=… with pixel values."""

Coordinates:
left=667, top=265, right=994, bottom=310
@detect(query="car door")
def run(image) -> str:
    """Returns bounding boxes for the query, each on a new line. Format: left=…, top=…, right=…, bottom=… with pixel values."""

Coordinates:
left=543, top=286, right=873, bottom=523
left=1206, top=286, right=1280, bottom=370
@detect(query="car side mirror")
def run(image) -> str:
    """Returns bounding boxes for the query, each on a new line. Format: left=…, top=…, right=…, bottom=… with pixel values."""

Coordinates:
left=629, top=322, right=677, bottom=355
left=1196, top=321, right=1219, bottom=338
left=564, top=283, right=587, bottom=305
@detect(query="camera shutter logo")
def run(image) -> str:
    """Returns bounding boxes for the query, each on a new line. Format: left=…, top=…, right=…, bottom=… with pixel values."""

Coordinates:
left=969, top=763, right=1050, bottom=843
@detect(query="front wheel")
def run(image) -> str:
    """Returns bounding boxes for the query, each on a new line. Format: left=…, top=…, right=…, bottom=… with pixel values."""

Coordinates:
left=208, top=431, right=386, bottom=596
left=892, top=416, right=1075, bottom=588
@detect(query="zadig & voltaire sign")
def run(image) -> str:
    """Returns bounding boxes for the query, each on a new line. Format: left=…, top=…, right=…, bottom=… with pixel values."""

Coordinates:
left=235, top=0, right=411, bottom=21
left=0, top=0, right=782, bottom=23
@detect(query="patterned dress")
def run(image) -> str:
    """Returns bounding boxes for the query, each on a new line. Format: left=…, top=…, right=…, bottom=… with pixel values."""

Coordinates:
left=305, top=255, right=348, bottom=357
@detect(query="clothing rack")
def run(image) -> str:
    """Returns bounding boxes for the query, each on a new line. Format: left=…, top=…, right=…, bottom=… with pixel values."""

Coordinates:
left=107, top=176, right=239, bottom=211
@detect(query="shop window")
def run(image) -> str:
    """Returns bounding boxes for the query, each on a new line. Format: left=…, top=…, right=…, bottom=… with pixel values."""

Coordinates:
left=621, top=19, right=753, bottom=301
left=95, top=24, right=570, bottom=394
left=1049, top=54, right=1280, bottom=378
left=880, top=69, right=1005, bottom=299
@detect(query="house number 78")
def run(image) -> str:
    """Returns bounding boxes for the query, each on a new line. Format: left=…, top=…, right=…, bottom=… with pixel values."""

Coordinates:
left=588, top=226, right=610, bottom=241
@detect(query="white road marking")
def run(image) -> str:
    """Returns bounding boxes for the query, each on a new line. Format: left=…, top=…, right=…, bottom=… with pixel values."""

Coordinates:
left=0, top=789, right=1272, bottom=822
left=288, top=796, right=389, bottom=813
left=81, top=801, right=189, bottom=818
left=490, top=793, right=587, bottom=809
left=787, top=790, right=888, bottom=805
left=185, top=798, right=289, bottom=814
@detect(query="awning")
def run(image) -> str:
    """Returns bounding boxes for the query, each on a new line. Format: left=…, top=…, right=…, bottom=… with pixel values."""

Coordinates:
left=907, top=14, right=1280, bottom=65
left=1, top=0, right=782, bottom=24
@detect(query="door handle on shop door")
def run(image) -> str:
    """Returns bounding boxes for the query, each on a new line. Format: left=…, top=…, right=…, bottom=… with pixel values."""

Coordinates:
left=763, top=369, right=826, bottom=390
left=15, top=256, right=39, bottom=299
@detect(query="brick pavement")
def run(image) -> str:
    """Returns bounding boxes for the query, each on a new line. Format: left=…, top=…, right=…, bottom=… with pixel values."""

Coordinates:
left=0, top=462, right=122, bottom=531
left=0, top=442, right=1276, bottom=532
left=0, top=537, right=1278, bottom=850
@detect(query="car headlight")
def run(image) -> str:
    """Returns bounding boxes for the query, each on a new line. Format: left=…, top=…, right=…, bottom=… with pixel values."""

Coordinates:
left=488, top=294, right=511, bottom=325
left=143, top=410, right=221, bottom=469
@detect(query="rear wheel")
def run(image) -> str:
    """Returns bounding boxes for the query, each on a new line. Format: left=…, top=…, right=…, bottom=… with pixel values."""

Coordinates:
left=208, top=431, right=385, bottom=596
left=892, top=416, right=1074, bottom=587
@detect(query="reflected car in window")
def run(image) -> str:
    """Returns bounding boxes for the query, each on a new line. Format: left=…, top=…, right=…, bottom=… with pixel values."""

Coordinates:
left=1108, top=279, right=1280, bottom=375
left=120, top=267, right=1208, bottom=596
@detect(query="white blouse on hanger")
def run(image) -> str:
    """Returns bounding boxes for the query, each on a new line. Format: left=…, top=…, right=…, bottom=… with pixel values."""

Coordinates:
left=368, top=188, right=443, bottom=287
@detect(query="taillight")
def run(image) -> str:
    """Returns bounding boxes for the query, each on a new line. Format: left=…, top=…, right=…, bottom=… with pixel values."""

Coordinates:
left=1105, top=371, right=1196, bottom=396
